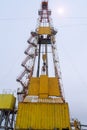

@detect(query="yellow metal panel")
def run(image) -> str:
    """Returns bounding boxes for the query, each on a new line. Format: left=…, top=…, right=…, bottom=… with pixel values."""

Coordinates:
left=37, top=27, right=51, bottom=34
left=48, top=77, right=61, bottom=96
left=15, top=102, right=71, bottom=130
left=28, top=77, right=39, bottom=95
left=39, top=94, right=48, bottom=98
left=28, top=76, right=61, bottom=97
left=39, top=75, right=48, bottom=98
left=0, top=94, right=16, bottom=110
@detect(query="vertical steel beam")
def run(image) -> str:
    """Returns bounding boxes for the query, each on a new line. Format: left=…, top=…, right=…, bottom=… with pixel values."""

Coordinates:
left=0, top=110, right=15, bottom=130
left=37, top=44, right=41, bottom=77
left=45, top=43, right=48, bottom=75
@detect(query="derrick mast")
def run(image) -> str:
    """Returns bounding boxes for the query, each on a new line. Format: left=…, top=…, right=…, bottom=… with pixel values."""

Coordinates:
left=16, top=1, right=71, bottom=130
left=0, top=1, right=86, bottom=130
left=17, top=0, right=64, bottom=102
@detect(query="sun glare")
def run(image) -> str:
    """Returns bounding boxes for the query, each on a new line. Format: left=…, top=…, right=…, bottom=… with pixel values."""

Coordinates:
left=57, top=7, right=65, bottom=16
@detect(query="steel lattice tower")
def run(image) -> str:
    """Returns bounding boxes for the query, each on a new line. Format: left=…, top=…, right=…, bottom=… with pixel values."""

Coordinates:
left=0, top=1, right=84, bottom=130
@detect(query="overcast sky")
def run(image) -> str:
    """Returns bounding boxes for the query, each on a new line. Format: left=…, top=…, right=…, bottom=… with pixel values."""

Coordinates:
left=0, top=0, right=87, bottom=125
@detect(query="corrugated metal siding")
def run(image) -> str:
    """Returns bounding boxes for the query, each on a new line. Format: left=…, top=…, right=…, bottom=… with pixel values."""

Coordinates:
left=16, top=103, right=71, bottom=130
left=0, top=94, right=16, bottom=110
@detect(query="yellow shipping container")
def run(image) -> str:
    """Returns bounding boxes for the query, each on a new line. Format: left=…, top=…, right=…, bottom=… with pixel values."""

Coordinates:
left=0, top=94, right=16, bottom=110
left=15, top=102, right=71, bottom=130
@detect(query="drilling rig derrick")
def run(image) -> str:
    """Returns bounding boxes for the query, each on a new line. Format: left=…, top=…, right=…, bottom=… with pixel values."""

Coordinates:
left=0, top=0, right=85, bottom=130
left=15, top=1, right=71, bottom=130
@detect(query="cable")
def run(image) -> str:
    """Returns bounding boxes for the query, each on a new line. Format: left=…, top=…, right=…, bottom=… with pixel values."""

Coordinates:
left=0, top=18, right=87, bottom=27
left=0, top=17, right=31, bottom=21
left=0, top=16, right=87, bottom=20
left=58, top=16, right=87, bottom=19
